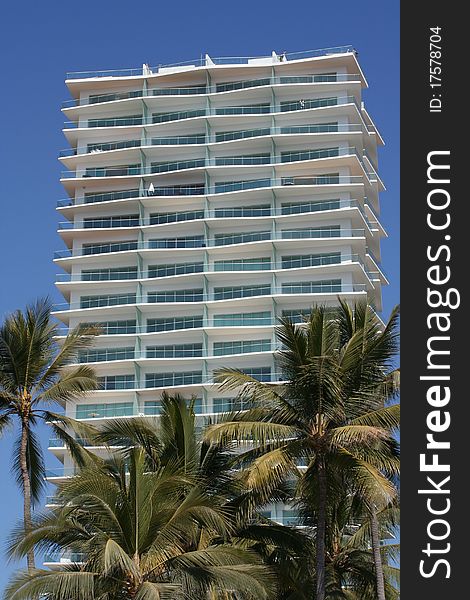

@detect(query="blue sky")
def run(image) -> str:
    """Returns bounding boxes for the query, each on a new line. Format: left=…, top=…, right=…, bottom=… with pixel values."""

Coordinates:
left=0, top=0, right=399, bottom=587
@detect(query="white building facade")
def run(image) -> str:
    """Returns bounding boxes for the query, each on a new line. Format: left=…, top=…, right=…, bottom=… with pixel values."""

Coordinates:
left=47, top=48, right=387, bottom=543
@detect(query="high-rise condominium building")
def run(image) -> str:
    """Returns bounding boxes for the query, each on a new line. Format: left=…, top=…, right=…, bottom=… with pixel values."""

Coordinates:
left=46, top=47, right=387, bottom=563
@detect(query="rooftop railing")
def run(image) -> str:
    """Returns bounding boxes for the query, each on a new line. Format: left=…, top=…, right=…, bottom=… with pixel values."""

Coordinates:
left=65, top=47, right=355, bottom=80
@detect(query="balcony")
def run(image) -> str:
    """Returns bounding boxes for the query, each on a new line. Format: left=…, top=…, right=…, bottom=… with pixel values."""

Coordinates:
left=63, top=70, right=361, bottom=107
left=63, top=95, right=360, bottom=129
left=56, top=175, right=366, bottom=208
left=53, top=228, right=366, bottom=259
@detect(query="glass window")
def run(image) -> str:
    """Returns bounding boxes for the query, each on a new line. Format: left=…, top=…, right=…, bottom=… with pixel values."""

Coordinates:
left=147, top=316, right=203, bottom=332
left=214, top=178, right=270, bottom=193
left=147, top=289, right=204, bottom=303
left=76, top=402, right=134, bottom=419
left=281, top=253, right=341, bottom=269
left=97, top=374, right=135, bottom=390
left=80, top=294, right=136, bottom=309
left=213, top=285, right=270, bottom=300
left=215, top=128, right=270, bottom=142
left=213, top=205, right=271, bottom=218
left=82, top=241, right=138, bottom=255
left=88, top=115, right=143, bottom=127
left=214, top=231, right=270, bottom=246
left=281, top=199, right=341, bottom=214
left=149, top=236, right=205, bottom=249
left=213, top=339, right=271, bottom=356
left=216, top=78, right=270, bottom=92
left=213, top=311, right=271, bottom=327
left=147, top=262, right=204, bottom=278
left=145, top=371, right=203, bottom=387
left=282, top=280, right=342, bottom=294
left=152, top=109, right=205, bottom=123
left=83, top=214, right=139, bottom=228
left=214, top=257, right=271, bottom=271
left=146, top=344, right=203, bottom=358
left=215, top=103, right=270, bottom=115
left=84, top=189, right=140, bottom=204
left=280, top=97, right=338, bottom=112
left=87, top=140, right=141, bottom=152
left=78, top=347, right=134, bottom=363
left=149, top=210, right=204, bottom=225
left=81, top=266, right=138, bottom=281
left=151, top=158, right=205, bottom=173
left=281, top=226, right=340, bottom=239
left=215, top=153, right=270, bottom=166
left=88, top=320, right=137, bottom=335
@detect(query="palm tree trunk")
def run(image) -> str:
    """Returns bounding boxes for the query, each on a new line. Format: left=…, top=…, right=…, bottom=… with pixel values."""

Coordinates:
left=316, top=458, right=327, bottom=600
left=370, top=506, right=386, bottom=600
left=20, top=418, right=35, bottom=571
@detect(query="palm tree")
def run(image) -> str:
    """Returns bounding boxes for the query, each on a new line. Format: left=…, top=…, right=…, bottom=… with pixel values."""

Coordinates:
left=0, top=298, right=99, bottom=571
left=5, top=446, right=278, bottom=599
left=93, top=394, right=311, bottom=597
left=204, top=301, right=400, bottom=600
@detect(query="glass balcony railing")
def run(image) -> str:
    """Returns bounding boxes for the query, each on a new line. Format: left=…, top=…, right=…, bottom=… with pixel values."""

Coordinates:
left=63, top=64, right=360, bottom=105
left=60, top=146, right=362, bottom=180
left=57, top=175, right=365, bottom=207
left=60, top=123, right=365, bottom=156
left=63, top=95, right=359, bottom=128
left=58, top=198, right=370, bottom=230
left=54, top=228, right=365, bottom=259
left=52, top=283, right=368, bottom=312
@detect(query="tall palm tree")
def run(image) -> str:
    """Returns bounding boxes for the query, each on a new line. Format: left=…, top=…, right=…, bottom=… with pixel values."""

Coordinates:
left=5, top=446, right=278, bottom=599
left=0, top=298, right=99, bottom=571
left=204, top=301, right=400, bottom=600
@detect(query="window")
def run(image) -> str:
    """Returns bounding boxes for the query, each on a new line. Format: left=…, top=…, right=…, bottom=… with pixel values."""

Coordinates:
left=151, top=134, right=206, bottom=145
left=147, top=316, right=203, bottom=332
left=282, top=280, right=342, bottom=294
left=214, top=231, right=270, bottom=246
left=215, top=128, right=270, bottom=142
left=149, top=236, right=205, bottom=249
left=280, top=97, right=338, bottom=112
left=82, top=241, right=138, bottom=255
left=81, top=267, right=138, bottom=281
left=83, top=215, right=139, bottom=228
left=84, top=164, right=140, bottom=177
left=214, top=258, right=271, bottom=271
left=88, top=115, right=143, bottom=127
left=214, top=178, right=270, bottom=193
left=212, top=398, right=243, bottom=412
left=281, top=173, right=340, bottom=186
left=213, top=205, right=271, bottom=218
left=88, top=90, right=142, bottom=104
left=149, top=210, right=204, bottom=224
left=88, top=320, right=137, bottom=335
left=215, top=153, right=270, bottom=166
left=148, top=262, right=204, bottom=278
left=213, top=285, right=271, bottom=300
left=280, top=122, right=338, bottom=134
left=281, top=199, right=341, bottom=214
left=239, top=367, right=272, bottom=382
left=281, top=225, right=340, bottom=239
left=216, top=78, right=270, bottom=92
left=147, top=184, right=205, bottom=196
left=87, top=140, right=141, bottom=152
left=281, top=147, right=339, bottom=162
left=145, top=372, right=203, bottom=388
left=80, top=294, right=136, bottom=309
left=152, top=85, right=207, bottom=96
left=84, top=189, right=140, bottom=204
left=151, top=158, right=205, bottom=173
left=152, top=109, right=205, bottom=123
left=213, top=311, right=271, bottom=327
left=213, top=339, right=271, bottom=356
left=147, top=289, right=204, bottom=303
left=282, top=308, right=312, bottom=323
left=97, top=374, right=135, bottom=390
left=281, top=253, right=341, bottom=269
left=78, top=347, right=134, bottom=363
left=146, top=344, right=203, bottom=358
left=76, top=402, right=134, bottom=419
left=215, top=103, right=270, bottom=115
